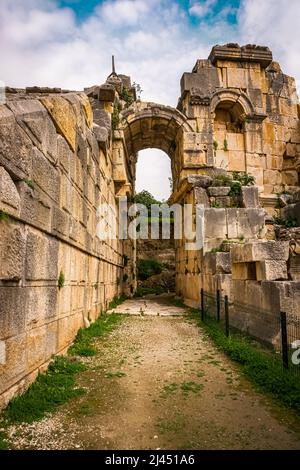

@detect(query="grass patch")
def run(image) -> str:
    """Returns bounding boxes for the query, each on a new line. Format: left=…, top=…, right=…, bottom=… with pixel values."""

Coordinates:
left=134, top=286, right=164, bottom=297
left=0, top=431, right=8, bottom=450
left=108, top=295, right=127, bottom=310
left=180, top=381, right=203, bottom=396
left=3, top=357, right=86, bottom=424
left=104, top=371, right=126, bottom=379
left=137, top=259, right=162, bottom=281
left=189, top=312, right=300, bottom=414
left=69, top=313, right=123, bottom=357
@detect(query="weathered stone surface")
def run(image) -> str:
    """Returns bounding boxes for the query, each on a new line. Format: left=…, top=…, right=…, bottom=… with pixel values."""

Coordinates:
left=40, top=96, right=77, bottom=151
left=256, top=260, right=288, bottom=281
left=208, top=186, right=230, bottom=197
left=0, top=166, right=20, bottom=217
left=187, top=175, right=212, bottom=188
left=25, top=229, right=58, bottom=281
left=31, top=147, right=60, bottom=202
left=0, top=287, right=26, bottom=339
left=17, top=181, right=51, bottom=231
left=241, top=186, right=259, bottom=208
left=231, top=241, right=290, bottom=263
left=232, top=262, right=257, bottom=280
left=0, top=221, right=26, bottom=281
left=194, top=187, right=209, bottom=207
left=0, top=106, right=33, bottom=179
left=203, top=252, right=231, bottom=274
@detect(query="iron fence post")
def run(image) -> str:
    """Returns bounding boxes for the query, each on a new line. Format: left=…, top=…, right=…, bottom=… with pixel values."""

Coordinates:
left=201, top=288, right=204, bottom=322
left=225, top=295, right=229, bottom=337
left=280, top=311, right=289, bottom=370
left=216, top=289, right=220, bottom=322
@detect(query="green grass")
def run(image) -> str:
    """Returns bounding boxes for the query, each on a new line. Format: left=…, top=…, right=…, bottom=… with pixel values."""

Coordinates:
left=3, top=357, right=86, bottom=424
left=0, top=431, right=8, bottom=450
left=0, top=211, right=9, bottom=222
left=108, top=295, right=127, bottom=310
left=69, top=313, right=123, bottom=357
left=134, top=286, right=164, bottom=297
left=189, top=312, right=300, bottom=414
left=137, top=259, right=162, bottom=281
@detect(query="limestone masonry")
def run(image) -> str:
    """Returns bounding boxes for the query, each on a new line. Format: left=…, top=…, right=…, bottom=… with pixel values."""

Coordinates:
left=1, top=44, right=300, bottom=407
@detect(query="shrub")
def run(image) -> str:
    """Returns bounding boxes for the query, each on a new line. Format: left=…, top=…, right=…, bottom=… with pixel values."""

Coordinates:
left=137, top=259, right=162, bottom=281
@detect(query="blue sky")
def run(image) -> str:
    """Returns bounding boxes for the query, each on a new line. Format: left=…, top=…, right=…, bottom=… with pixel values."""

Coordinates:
left=0, top=0, right=299, bottom=199
left=58, top=0, right=241, bottom=24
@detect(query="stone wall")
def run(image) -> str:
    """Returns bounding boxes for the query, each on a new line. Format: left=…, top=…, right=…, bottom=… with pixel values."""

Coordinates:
left=0, top=89, right=127, bottom=409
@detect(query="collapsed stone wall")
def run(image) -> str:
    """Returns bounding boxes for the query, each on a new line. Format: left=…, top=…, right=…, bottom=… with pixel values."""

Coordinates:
left=0, top=89, right=127, bottom=409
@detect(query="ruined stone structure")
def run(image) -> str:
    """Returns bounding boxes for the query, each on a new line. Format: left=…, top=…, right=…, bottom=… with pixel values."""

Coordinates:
left=1, top=44, right=300, bottom=408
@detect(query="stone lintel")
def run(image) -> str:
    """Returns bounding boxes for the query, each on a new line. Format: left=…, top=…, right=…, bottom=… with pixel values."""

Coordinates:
left=208, top=44, right=273, bottom=68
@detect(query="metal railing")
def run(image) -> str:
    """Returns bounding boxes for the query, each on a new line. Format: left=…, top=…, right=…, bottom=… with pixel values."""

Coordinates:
left=199, top=288, right=300, bottom=376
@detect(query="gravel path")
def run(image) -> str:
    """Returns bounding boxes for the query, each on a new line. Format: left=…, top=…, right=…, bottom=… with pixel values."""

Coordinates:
left=6, top=297, right=300, bottom=450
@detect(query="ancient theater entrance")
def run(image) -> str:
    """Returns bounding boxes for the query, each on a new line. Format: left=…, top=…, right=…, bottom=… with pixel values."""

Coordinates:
left=135, top=149, right=176, bottom=297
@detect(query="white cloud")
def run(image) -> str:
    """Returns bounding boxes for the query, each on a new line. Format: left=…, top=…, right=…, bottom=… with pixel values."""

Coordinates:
left=238, top=0, right=300, bottom=86
left=189, top=0, right=217, bottom=18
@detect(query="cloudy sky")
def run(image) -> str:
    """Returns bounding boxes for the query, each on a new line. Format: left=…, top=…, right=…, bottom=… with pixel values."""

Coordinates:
left=1, top=0, right=299, bottom=200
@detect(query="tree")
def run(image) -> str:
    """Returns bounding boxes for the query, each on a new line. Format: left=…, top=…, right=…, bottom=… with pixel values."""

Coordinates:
left=134, top=190, right=161, bottom=211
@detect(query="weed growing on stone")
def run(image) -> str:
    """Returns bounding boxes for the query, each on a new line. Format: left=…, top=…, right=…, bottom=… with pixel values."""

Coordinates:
left=0, top=431, right=8, bottom=450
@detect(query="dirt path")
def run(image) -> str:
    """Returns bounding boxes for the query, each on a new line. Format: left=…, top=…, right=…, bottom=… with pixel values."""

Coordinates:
left=6, top=296, right=300, bottom=450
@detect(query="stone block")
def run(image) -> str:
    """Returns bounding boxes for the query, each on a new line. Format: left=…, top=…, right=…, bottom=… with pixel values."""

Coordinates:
left=17, top=182, right=51, bottom=232
left=241, top=186, right=259, bottom=208
left=8, top=99, right=58, bottom=164
left=57, top=135, right=73, bottom=173
left=52, top=207, right=69, bottom=237
left=208, top=186, right=230, bottom=197
left=0, top=221, right=26, bottom=281
left=0, top=107, right=33, bottom=179
left=203, top=252, right=231, bottom=274
left=194, top=187, right=209, bottom=207
left=26, top=323, right=57, bottom=371
left=232, top=262, right=257, bottom=280
left=188, top=175, right=213, bottom=189
left=25, top=228, right=58, bottom=281
left=204, top=209, right=227, bottom=239
left=0, top=287, right=26, bottom=339
left=0, top=333, right=26, bottom=395
left=25, top=287, right=58, bottom=329
left=0, top=166, right=20, bottom=217
left=256, top=260, right=288, bottom=281
left=231, top=241, right=289, bottom=263
left=40, top=96, right=77, bottom=151
left=32, top=147, right=60, bottom=203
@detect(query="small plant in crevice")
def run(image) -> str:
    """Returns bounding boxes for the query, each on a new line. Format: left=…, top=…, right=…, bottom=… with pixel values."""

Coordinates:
left=58, top=271, right=65, bottom=290
left=120, top=87, right=134, bottom=107
left=112, top=102, right=121, bottom=130
left=123, top=273, right=128, bottom=283
left=213, top=140, right=218, bottom=151
left=123, top=254, right=129, bottom=267
left=0, top=210, right=9, bottom=222
left=23, top=179, right=35, bottom=190
left=224, top=139, right=228, bottom=151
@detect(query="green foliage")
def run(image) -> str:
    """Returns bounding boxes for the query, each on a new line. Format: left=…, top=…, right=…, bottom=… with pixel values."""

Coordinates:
left=108, top=295, right=127, bottom=310
left=134, top=286, right=164, bottom=297
left=58, top=271, right=65, bottom=290
left=211, top=201, right=222, bottom=208
left=23, top=179, right=35, bottom=190
left=0, top=431, right=8, bottom=450
left=69, top=313, right=123, bottom=357
left=134, top=190, right=161, bottom=211
left=232, top=171, right=255, bottom=186
left=223, top=139, right=228, bottom=151
left=213, top=140, right=218, bottom=151
left=273, top=216, right=298, bottom=228
left=229, top=180, right=242, bottom=196
left=190, top=313, right=300, bottom=414
left=120, top=87, right=134, bottom=106
left=0, top=210, right=9, bottom=222
left=112, top=102, right=121, bottom=130
left=137, top=259, right=162, bottom=281
left=3, top=357, right=86, bottom=424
